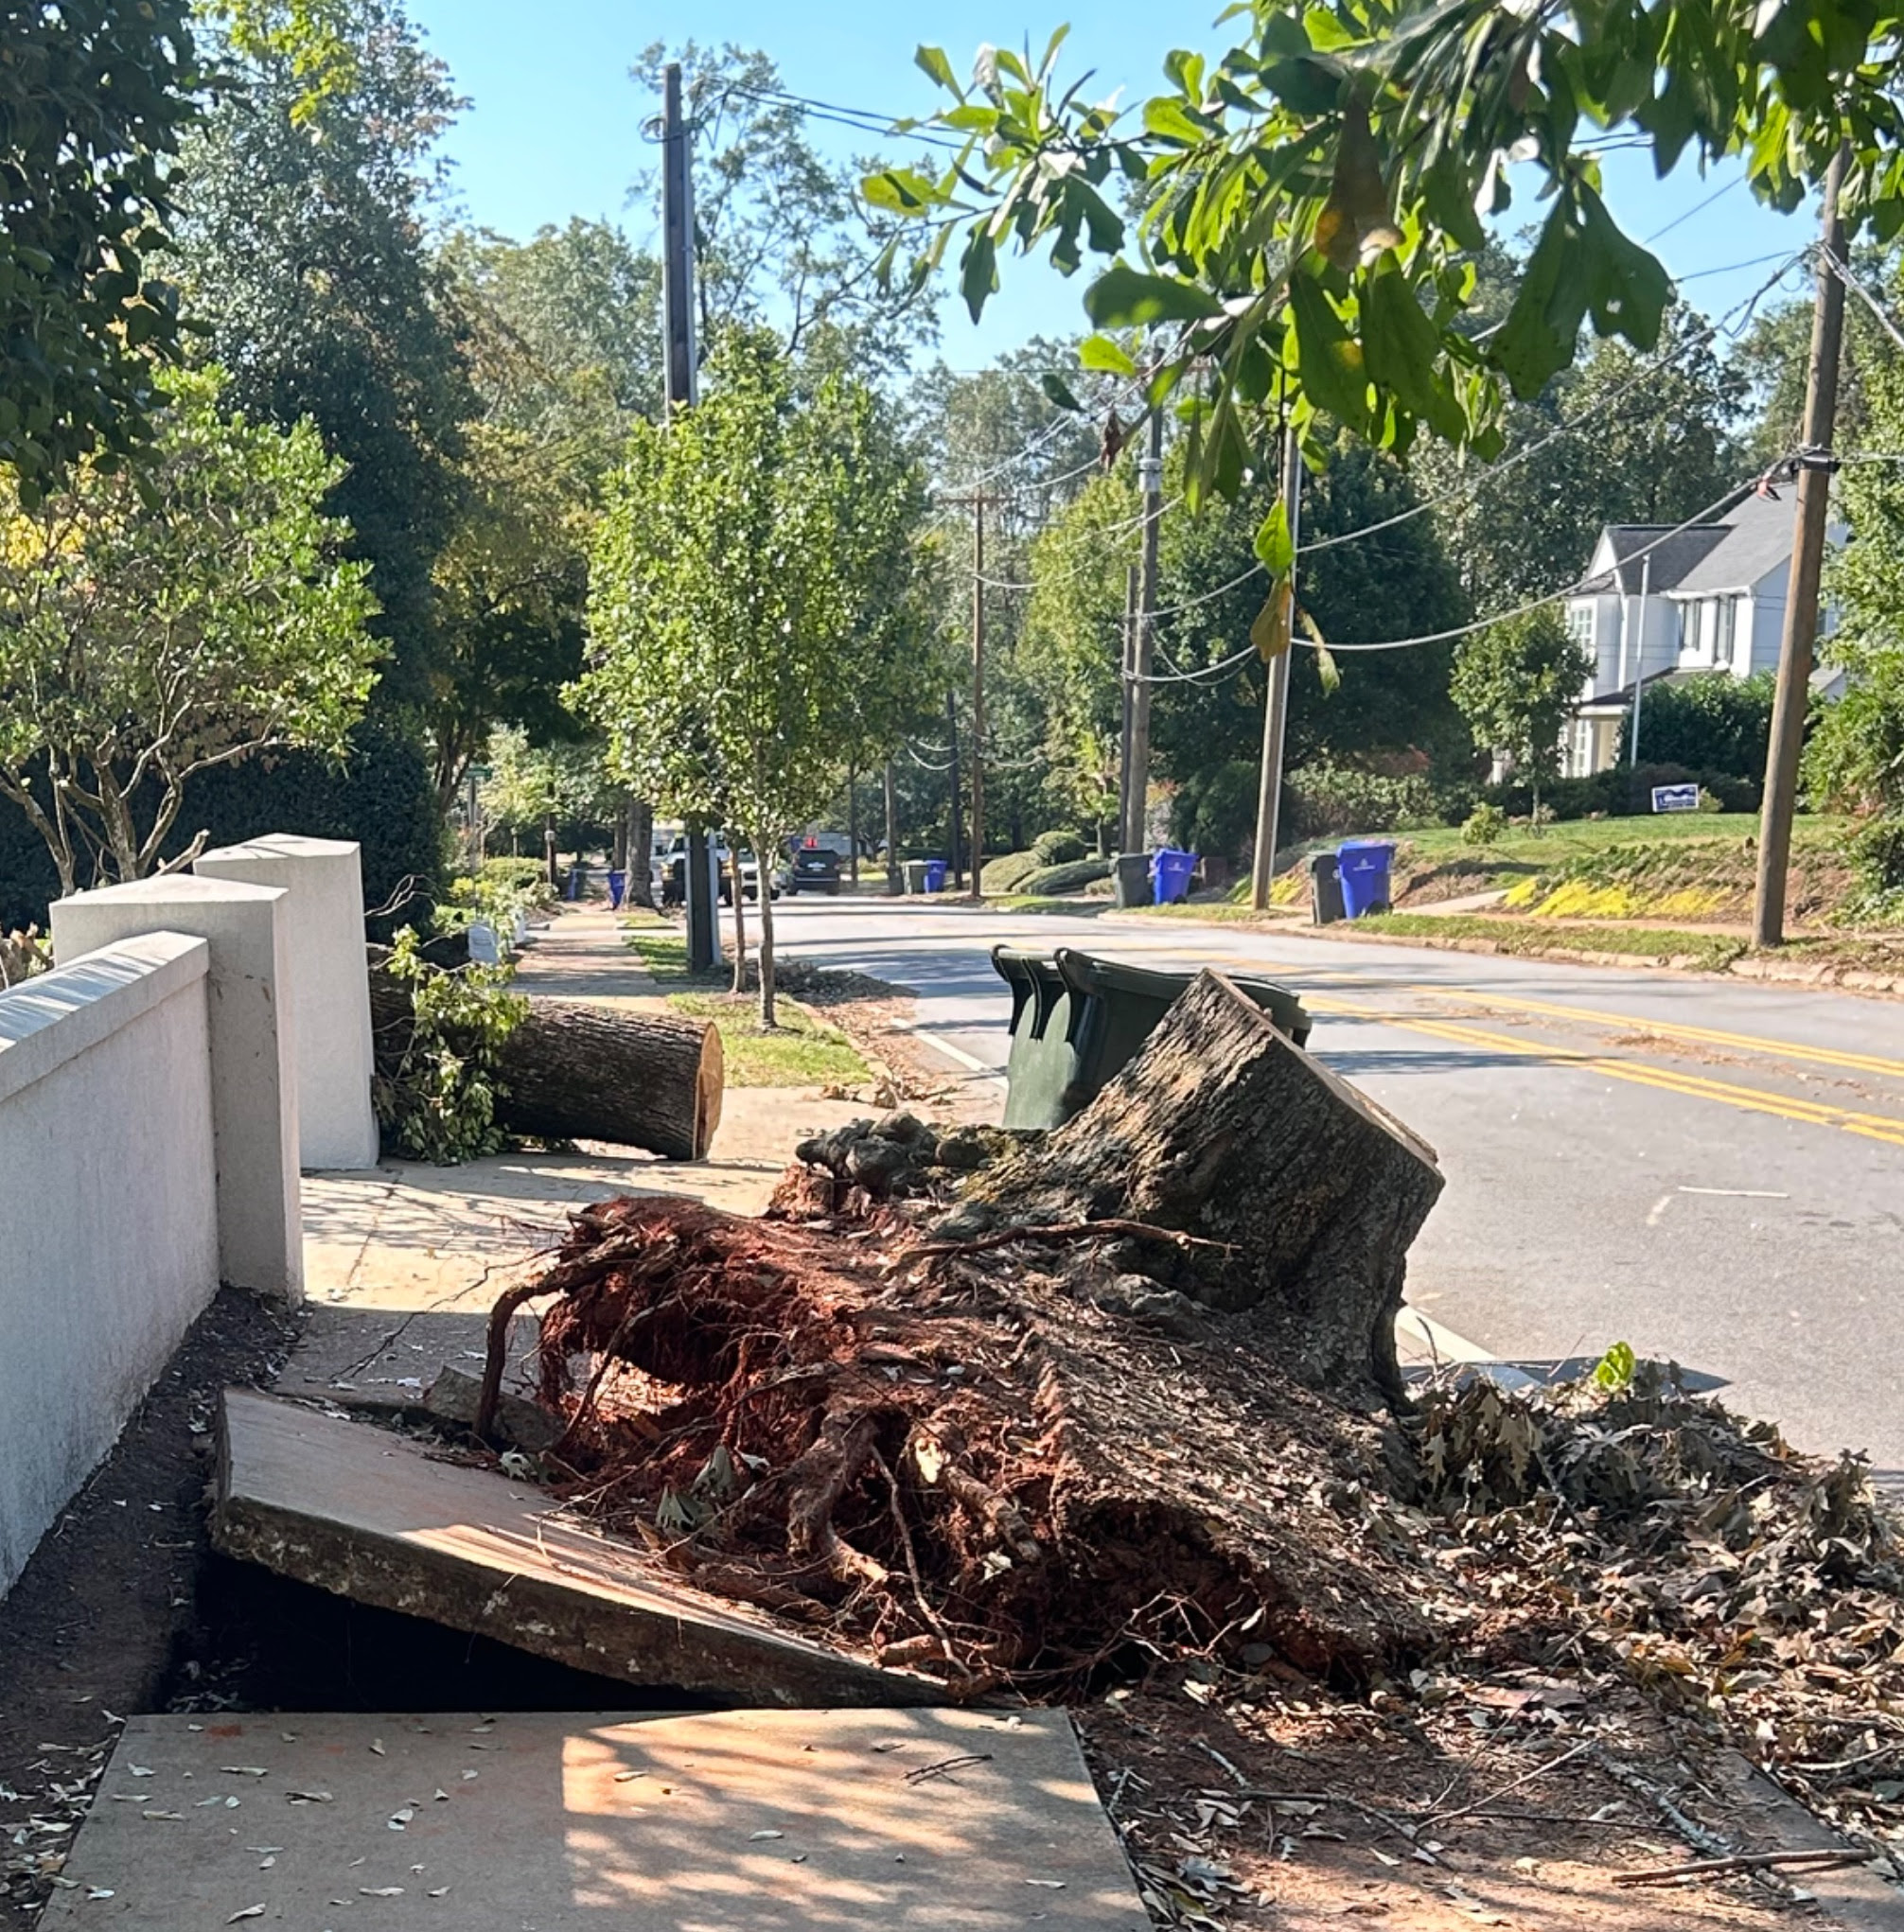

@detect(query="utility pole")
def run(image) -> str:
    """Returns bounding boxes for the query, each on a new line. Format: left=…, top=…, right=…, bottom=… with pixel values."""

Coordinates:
left=945, top=690, right=963, bottom=889
left=1250, top=428, right=1304, bottom=910
left=661, top=61, right=717, bottom=972
left=1122, top=410, right=1165, bottom=857
left=1755, top=143, right=1849, bottom=949
left=1117, top=563, right=1138, bottom=848
left=943, top=494, right=995, bottom=899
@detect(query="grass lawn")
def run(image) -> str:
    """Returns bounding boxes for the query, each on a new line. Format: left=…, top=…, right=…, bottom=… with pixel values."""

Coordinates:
left=663, top=991, right=869, bottom=1087
left=1354, top=912, right=1748, bottom=969
left=625, top=925, right=872, bottom=1085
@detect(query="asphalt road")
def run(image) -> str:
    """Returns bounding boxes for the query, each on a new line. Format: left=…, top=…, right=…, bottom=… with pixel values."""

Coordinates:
left=767, top=891, right=1904, bottom=1481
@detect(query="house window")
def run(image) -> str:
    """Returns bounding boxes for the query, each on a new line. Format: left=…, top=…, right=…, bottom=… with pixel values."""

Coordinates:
left=1566, top=605, right=1594, bottom=653
left=1715, top=597, right=1736, bottom=670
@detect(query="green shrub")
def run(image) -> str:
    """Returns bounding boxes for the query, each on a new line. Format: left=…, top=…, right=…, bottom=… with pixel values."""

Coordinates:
left=1016, top=856, right=1114, bottom=895
left=980, top=850, right=1043, bottom=893
left=482, top=856, right=554, bottom=899
left=1031, top=828, right=1089, bottom=867
left=1283, top=764, right=1442, bottom=838
left=1170, top=760, right=1259, bottom=862
left=371, top=927, right=528, bottom=1164
left=1632, top=673, right=1776, bottom=779
left=1461, top=802, right=1507, bottom=846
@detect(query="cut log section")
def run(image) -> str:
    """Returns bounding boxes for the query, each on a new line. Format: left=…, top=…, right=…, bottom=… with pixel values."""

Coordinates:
left=367, top=948, right=723, bottom=1160
left=940, top=969, right=1444, bottom=1402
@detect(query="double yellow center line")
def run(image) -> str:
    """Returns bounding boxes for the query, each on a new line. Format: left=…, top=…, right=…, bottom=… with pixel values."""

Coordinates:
left=1296, top=990, right=1904, bottom=1152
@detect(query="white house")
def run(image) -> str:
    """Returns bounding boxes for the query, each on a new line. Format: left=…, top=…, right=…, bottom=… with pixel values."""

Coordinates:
left=1560, top=489, right=1846, bottom=776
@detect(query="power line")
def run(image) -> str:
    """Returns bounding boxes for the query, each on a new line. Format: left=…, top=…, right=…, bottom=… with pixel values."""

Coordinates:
left=1646, top=175, right=1744, bottom=243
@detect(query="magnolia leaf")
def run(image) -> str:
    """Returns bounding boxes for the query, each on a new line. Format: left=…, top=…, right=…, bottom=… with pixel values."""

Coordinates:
left=914, top=44, right=963, bottom=98
left=861, top=168, right=937, bottom=216
left=1040, top=373, right=1084, bottom=413
left=1079, top=332, right=1138, bottom=376
left=1084, top=263, right=1225, bottom=327
left=1313, top=98, right=1400, bottom=272
left=1298, top=605, right=1340, bottom=693
left=1250, top=576, right=1294, bottom=660
left=1253, top=501, right=1295, bottom=573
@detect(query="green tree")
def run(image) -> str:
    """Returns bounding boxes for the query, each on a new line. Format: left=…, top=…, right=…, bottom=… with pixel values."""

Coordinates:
left=1420, top=304, right=1749, bottom=608
left=0, top=368, right=379, bottom=894
left=173, top=0, right=474, bottom=707
left=579, top=329, right=931, bottom=1024
left=0, top=3, right=204, bottom=495
left=1149, top=439, right=1472, bottom=855
left=1450, top=609, right=1593, bottom=820
left=878, top=2, right=1904, bottom=593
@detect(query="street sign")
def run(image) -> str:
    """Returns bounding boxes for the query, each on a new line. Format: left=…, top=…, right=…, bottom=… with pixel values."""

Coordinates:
left=467, top=764, right=492, bottom=782
left=1651, top=783, right=1701, bottom=814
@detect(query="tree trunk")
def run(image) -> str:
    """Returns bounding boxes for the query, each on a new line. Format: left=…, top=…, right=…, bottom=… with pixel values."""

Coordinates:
left=752, top=835, right=778, bottom=1029
left=626, top=799, right=655, bottom=908
left=611, top=797, right=630, bottom=870
left=883, top=762, right=900, bottom=897
left=940, top=971, right=1444, bottom=1403
left=367, top=952, right=724, bottom=1161
left=847, top=759, right=859, bottom=888
left=728, top=849, right=747, bottom=995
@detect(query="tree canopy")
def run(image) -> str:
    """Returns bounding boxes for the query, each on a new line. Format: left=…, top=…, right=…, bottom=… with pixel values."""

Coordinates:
left=0, top=367, right=379, bottom=894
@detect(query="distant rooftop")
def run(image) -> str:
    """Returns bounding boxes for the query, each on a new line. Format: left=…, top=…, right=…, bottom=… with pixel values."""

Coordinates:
left=1578, top=490, right=1796, bottom=597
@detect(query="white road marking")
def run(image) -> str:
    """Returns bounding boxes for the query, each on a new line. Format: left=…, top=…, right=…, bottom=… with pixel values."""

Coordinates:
left=1678, top=1186, right=1790, bottom=1199
left=901, top=1022, right=1010, bottom=1090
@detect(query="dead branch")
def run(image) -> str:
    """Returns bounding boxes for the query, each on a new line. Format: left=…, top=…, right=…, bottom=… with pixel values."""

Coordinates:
left=1614, top=1848, right=1864, bottom=1888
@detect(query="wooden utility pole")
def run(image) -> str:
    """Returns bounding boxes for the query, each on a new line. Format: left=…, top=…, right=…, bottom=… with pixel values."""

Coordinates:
left=945, top=689, right=963, bottom=888
left=1250, top=428, right=1304, bottom=911
left=943, top=493, right=995, bottom=899
left=1122, top=411, right=1165, bottom=855
left=1755, top=144, right=1850, bottom=949
left=661, top=61, right=718, bottom=971
left=1117, top=563, right=1138, bottom=848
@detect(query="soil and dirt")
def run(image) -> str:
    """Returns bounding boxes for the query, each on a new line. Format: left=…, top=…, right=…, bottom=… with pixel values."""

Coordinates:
left=0, top=1290, right=295, bottom=1917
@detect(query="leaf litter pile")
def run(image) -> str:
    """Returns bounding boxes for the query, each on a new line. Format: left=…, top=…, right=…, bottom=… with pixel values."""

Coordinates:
left=474, top=1105, right=1904, bottom=1891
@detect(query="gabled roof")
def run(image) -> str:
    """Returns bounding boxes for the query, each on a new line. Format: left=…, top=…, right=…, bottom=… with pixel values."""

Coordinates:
left=1578, top=522, right=1728, bottom=596
left=1666, top=489, right=1796, bottom=595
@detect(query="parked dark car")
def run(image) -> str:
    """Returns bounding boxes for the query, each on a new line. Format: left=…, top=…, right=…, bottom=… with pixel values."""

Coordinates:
left=785, top=839, right=843, bottom=895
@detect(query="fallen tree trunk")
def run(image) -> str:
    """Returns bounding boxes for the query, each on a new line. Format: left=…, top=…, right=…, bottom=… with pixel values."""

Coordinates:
left=934, top=970, right=1443, bottom=1402
left=367, top=949, right=723, bottom=1161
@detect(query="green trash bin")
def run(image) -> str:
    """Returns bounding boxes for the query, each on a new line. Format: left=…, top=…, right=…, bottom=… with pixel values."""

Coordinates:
left=991, top=946, right=1311, bottom=1129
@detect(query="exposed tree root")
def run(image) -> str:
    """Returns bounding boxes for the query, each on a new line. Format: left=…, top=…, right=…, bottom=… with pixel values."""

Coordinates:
left=497, top=1193, right=1435, bottom=1696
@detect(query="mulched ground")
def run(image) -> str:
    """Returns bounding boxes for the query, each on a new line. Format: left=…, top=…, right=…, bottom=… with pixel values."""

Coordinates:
left=0, top=1289, right=296, bottom=1918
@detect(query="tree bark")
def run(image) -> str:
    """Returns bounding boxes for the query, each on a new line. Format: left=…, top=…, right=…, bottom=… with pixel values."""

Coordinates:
left=883, top=761, right=900, bottom=897
left=728, top=848, right=747, bottom=995
left=626, top=799, right=655, bottom=908
left=939, top=971, right=1443, bottom=1402
left=367, top=952, right=724, bottom=1161
left=752, top=834, right=778, bottom=1028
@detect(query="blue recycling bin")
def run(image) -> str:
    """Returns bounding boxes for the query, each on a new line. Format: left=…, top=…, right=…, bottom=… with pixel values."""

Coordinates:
left=1152, top=849, right=1197, bottom=905
left=607, top=869, right=626, bottom=909
left=922, top=858, right=948, bottom=893
left=1336, top=838, right=1396, bottom=919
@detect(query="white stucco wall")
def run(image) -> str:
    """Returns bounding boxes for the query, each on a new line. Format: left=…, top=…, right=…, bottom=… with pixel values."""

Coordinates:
left=0, top=934, right=219, bottom=1597
left=50, top=876, right=303, bottom=1302
left=195, top=834, right=379, bottom=1169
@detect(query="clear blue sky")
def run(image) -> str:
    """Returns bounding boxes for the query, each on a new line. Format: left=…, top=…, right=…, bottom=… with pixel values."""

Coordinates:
left=405, top=0, right=1817, bottom=363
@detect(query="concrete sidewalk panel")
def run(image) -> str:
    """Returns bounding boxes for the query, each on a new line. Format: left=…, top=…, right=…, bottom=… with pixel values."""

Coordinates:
left=212, top=1389, right=934, bottom=1707
left=44, top=1707, right=1147, bottom=1928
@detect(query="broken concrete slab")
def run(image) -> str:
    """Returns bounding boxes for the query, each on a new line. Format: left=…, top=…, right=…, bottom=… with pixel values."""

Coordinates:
left=213, top=1389, right=935, bottom=1708
left=44, top=1708, right=1147, bottom=1929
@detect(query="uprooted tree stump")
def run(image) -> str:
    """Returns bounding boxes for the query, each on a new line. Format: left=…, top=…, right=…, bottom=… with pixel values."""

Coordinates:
left=940, top=971, right=1444, bottom=1402
left=476, top=970, right=1449, bottom=1695
left=367, top=947, right=724, bottom=1161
